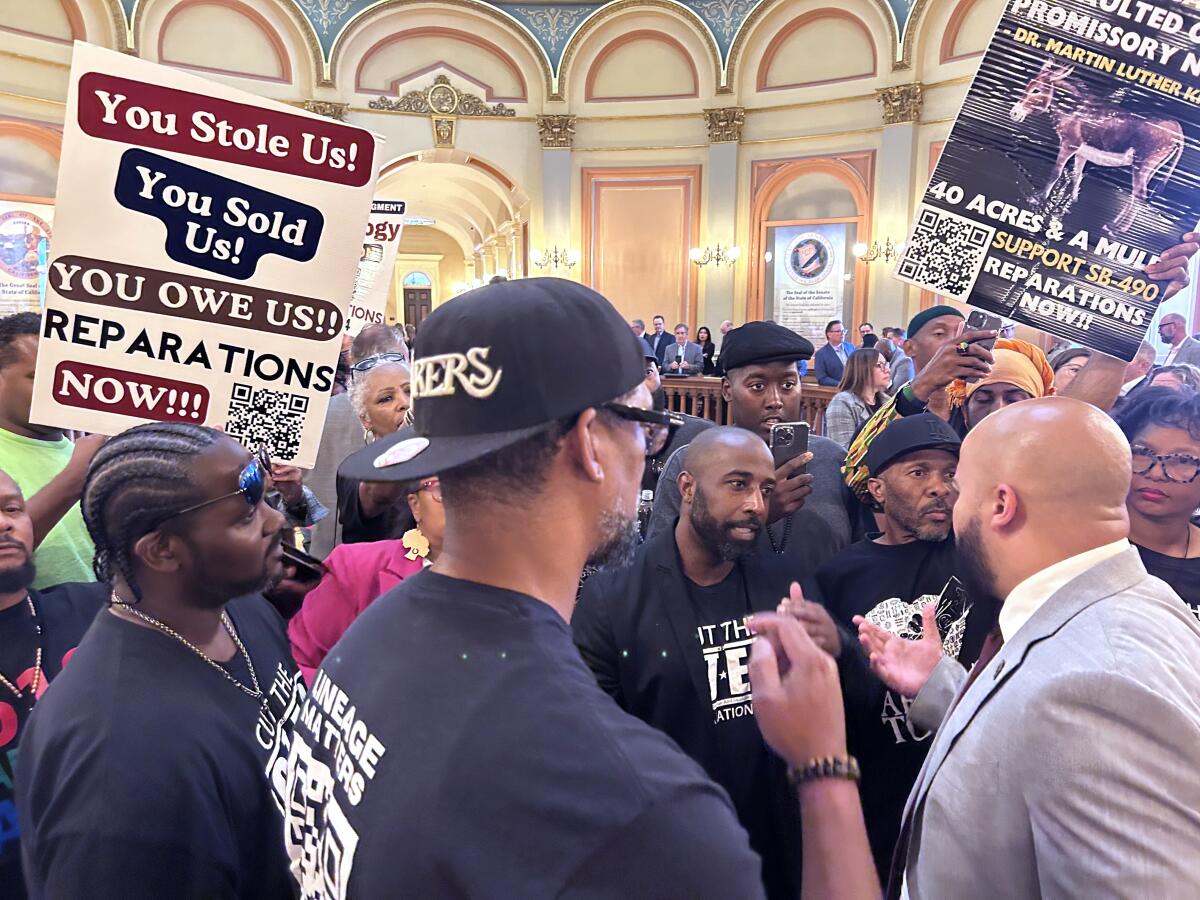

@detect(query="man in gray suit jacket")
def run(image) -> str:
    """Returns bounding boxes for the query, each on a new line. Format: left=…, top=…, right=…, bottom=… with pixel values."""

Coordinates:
left=664, top=323, right=706, bottom=375
left=1157, top=313, right=1200, bottom=367
left=857, top=397, right=1200, bottom=899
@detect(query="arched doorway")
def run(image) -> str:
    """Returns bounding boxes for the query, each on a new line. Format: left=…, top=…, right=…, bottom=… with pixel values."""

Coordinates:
left=748, top=157, right=871, bottom=347
left=375, top=150, right=531, bottom=324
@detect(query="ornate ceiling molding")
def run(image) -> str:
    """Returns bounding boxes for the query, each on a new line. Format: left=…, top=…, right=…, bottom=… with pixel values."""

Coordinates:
left=555, top=0, right=721, bottom=100
left=327, top=0, right=554, bottom=102
left=368, top=74, right=517, bottom=116
left=725, top=0, right=900, bottom=91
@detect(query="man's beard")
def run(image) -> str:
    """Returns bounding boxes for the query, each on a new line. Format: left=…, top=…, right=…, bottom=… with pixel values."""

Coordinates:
left=587, top=504, right=641, bottom=571
left=888, top=495, right=954, bottom=542
left=0, top=556, right=36, bottom=594
left=690, top=487, right=760, bottom=562
left=955, top=515, right=1003, bottom=630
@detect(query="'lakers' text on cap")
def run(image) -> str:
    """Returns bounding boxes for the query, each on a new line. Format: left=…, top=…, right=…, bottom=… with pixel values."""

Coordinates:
left=339, top=277, right=646, bottom=483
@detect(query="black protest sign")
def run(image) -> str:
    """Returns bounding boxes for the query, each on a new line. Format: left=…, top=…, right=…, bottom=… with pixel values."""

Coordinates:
left=894, top=0, right=1200, bottom=361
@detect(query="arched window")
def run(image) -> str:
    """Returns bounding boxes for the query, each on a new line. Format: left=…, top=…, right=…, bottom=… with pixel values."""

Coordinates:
left=748, top=158, right=869, bottom=347
left=403, top=271, right=433, bottom=287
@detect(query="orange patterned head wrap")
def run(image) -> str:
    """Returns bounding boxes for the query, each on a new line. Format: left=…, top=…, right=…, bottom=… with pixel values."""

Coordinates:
left=946, top=338, right=1055, bottom=409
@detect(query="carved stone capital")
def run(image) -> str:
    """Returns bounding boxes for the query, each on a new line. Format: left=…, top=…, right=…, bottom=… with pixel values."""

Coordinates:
left=302, top=100, right=349, bottom=122
left=875, top=84, right=923, bottom=126
left=536, top=114, right=576, bottom=149
left=703, top=107, right=745, bottom=143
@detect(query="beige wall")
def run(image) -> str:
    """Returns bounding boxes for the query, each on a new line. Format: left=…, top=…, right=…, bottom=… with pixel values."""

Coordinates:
left=0, top=0, right=1014, bottom=329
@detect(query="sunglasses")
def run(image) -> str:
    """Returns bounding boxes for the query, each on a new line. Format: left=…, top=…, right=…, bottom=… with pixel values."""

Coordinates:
left=602, top=403, right=678, bottom=457
left=159, top=447, right=272, bottom=525
left=351, top=352, right=407, bottom=375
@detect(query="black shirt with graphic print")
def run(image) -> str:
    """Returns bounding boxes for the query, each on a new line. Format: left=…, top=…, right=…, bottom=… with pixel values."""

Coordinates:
left=0, top=581, right=104, bottom=899
left=815, top=534, right=988, bottom=882
left=16, top=594, right=302, bottom=900
left=1136, top=544, right=1200, bottom=620
left=281, top=570, right=765, bottom=899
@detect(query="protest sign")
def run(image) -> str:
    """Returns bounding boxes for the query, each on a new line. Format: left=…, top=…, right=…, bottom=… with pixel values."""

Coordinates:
left=31, top=43, right=380, bottom=465
left=346, top=199, right=406, bottom=336
left=0, top=200, right=53, bottom=314
left=893, top=0, right=1200, bottom=361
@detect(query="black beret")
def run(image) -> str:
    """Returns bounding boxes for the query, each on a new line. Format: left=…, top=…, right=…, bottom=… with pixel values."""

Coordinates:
left=719, top=321, right=815, bottom=372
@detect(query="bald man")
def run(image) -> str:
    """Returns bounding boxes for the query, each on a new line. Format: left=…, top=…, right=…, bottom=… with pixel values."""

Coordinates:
left=575, top=427, right=820, bottom=900
left=1158, top=312, right=1200, bottom=368
left=859, top=398, right=1200, bottom=899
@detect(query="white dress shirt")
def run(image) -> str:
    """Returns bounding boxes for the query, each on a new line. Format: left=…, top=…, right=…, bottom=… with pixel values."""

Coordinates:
left=997, top=539, right=1131, bottom=640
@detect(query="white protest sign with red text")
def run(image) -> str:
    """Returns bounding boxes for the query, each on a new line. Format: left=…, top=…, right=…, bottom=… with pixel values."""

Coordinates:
left=31, top=43, right=381, bottom=465
left=346, top=199, right=406, bottom=336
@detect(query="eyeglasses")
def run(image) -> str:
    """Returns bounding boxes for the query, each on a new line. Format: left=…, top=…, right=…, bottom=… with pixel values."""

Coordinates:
left=601, top=403, right=678, bottom=457
left=1131, top=445, right=1200, bottom=483
left=875, top=362, right=892, bottom=371
left=415, top=478, right=442, bottom=502
left=351, top=352, right=407, bottom=375
left=159, top=447, right=272, bottom=525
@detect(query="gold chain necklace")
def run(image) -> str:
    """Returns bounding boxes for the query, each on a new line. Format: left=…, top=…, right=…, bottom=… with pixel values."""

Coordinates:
left=110, top=592, right=262, bottom=700
left=0, top=594, right=42, bottom=708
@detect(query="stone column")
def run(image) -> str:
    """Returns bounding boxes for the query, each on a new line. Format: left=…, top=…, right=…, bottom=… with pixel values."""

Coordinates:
left=872, top=84, right=923, bottom=328
left=537, top=115, right=576, bottom=278
left=702, top=108, right=744, bottom=327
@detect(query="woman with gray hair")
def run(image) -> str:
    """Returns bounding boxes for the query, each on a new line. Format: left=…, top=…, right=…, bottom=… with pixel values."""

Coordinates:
left=338, top=355, right=414, bottom=543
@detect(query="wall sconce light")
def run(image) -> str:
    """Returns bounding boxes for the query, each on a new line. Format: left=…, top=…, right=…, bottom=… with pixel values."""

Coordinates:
left=853, top=238, right=903, bottom=263
left=689, top=244, right=741, bottom=267
left=532, top=246, right=580, bottom=270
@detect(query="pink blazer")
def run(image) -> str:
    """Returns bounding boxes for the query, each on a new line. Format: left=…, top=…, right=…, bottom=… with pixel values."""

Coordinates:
left=288, top=539, right=424, bottom=684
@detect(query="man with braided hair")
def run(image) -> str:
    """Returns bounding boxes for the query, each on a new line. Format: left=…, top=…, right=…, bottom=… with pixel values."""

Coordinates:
left=16, top=423, right=302, bottom=899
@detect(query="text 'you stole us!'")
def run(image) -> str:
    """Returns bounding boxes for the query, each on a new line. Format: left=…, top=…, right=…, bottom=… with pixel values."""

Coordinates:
left=29, top=45, right=380, bottom=466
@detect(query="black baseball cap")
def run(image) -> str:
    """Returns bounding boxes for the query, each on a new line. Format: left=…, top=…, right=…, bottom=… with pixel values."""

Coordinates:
left=865, top=413, right=961, bottom=477
left=720, top=321, right=814, bottom=372
left=339, top=278, right=645, bottom=482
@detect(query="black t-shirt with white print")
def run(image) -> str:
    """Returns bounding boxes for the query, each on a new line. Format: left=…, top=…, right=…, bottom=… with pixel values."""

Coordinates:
left=1136, top=544, right=1200, bottom=620
left=16, top=593, right=303, bottom=899
left=280, top=570, right=765, bottom=899
left=815, top=534, right=988, bottom=881
left=0, top=581, right=104, bottom=899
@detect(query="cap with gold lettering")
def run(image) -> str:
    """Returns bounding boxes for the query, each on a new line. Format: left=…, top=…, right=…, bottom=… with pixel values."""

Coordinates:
left=339, top=277, right=646, bottom=482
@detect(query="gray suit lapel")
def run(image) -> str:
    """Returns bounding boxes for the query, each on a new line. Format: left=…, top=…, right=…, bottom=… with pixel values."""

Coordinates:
left=903, top=548, right=1148, bottom=826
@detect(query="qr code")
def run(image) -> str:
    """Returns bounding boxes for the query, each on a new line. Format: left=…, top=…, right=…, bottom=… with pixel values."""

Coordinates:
left=225, top=383, right=309, bottom=461
left=896, top=206, right=994, bottom=300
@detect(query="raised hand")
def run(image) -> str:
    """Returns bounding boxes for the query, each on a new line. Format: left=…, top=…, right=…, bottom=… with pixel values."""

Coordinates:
left=767, top=452, right=814, bottom=523
left=1147, top=232, right=1198, bottom=300
left=854, top=603, right=942, bottom=698
left=910, top=328, right=996, bottom=402
left=778, top=581, right=842, bottom=658
left=748, top=611, right=846, bottom=769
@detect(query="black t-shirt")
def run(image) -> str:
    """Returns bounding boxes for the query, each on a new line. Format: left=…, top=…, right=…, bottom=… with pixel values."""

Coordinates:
left=16, top=594, right=303, bottom=899
left=815, top=534, right=988, bottom=881
left=0, top=582, right=104, bottom=898
left=335, top=474, right=413, bottom=545
left=281, top=570, right=765, bottom=899
left=685, top=569, right=789, bottom=900
left=1137, top=544, right=1200, bottom=620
